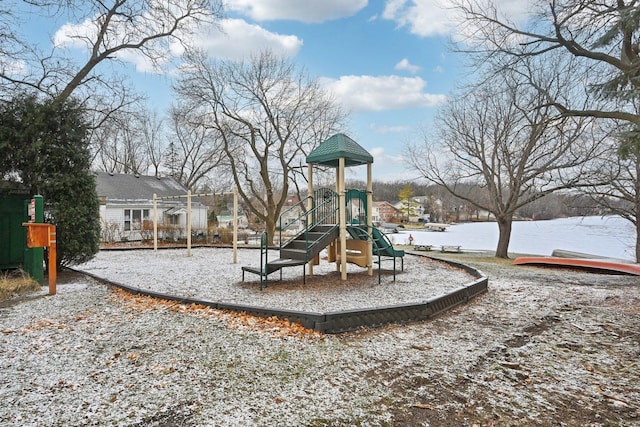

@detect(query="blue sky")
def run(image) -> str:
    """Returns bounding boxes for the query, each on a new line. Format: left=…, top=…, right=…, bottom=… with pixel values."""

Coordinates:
left=19, top=0, right=527, bottom=182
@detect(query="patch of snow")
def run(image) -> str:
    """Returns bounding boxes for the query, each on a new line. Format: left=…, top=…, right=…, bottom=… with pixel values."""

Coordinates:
left=402, top=215, right=635, bottom=260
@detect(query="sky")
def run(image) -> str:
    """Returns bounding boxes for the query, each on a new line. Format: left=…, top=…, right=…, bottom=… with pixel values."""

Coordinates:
left=18, top=0, right=528, bottom=182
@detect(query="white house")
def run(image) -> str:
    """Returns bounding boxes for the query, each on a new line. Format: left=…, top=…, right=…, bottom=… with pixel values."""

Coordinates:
left=278, top=194, right=305, bottom=231
left=393, top=199, right=425, bottom=222
left=96, top=172, right=208, bottom=242
left=216, top=214, right=249, bottom=229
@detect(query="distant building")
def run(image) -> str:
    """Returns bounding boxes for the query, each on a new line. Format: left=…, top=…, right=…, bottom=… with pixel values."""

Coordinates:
left=216, top=214, right=249, bottom=229
left=278, top=194, right=305, bottom=231
left=96, top=172, right=208, bottom=242
left=372, top=201, right=401, bottom=224
left=393, top=199, right=425, bottom=222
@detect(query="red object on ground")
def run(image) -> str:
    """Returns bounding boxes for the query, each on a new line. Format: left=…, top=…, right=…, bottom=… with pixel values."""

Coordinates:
left=513, top=256, right=640, bottom=276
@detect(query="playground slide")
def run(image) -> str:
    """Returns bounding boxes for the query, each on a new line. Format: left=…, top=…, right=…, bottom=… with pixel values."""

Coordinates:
left=369, top=227, right=405, bottom=258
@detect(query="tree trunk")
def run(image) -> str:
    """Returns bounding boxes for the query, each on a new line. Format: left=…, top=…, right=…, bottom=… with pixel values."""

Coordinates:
left=266, top=216, right=277, bottom=247
left=636, top=210, right=640, bottom=263
left=495, top=215, right=513, bottom=259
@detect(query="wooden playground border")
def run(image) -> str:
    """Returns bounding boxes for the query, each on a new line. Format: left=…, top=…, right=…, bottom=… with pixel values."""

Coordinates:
left=75, top=252, right=488, bottom=334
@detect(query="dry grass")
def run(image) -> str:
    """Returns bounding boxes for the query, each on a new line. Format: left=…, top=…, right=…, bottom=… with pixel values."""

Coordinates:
left=0, top=270, right=41, bottom=301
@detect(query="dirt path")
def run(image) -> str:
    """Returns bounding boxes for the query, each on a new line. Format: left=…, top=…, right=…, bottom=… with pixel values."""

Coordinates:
left=368, top=255, right=640, bottom=425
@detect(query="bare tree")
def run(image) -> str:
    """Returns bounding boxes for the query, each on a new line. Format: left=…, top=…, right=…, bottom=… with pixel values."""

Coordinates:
left=408, top=62, right=608, bottom=258
left=456, top=0, right=640, bottom=121
left=581, top=127, right=640, bottom=260
left=454, top=0, right=640, bottom=260
left=174, top=50, right=345, bottom=243
left=140, top=108, right=165, bottom=177
left=166, top=105, right=227, bottom=191
left=90, top=109, right=154, bottom=175
left=0, top=0, right=222, bottom=122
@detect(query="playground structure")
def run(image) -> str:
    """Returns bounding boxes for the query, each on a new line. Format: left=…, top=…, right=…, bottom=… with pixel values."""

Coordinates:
left=79, top=135, right=488, bottom=333
left=242, top=133, right=405, bottom=289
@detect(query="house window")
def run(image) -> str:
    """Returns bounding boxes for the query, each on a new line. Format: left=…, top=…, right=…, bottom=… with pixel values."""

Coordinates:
left=124, top=209, right=150, bottom=231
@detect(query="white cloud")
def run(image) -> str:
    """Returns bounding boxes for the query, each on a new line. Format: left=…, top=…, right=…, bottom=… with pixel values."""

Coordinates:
left=382, top=0, right=531, bottom=39
left=369, top=123, right=410, bottom=133
left=226, top=0, right=368, bottom=23
left=54, top=15, right=302, bottom=72
left=190, top=18, right=303, bottom=61
left=371, top=147, right=386, bottom=157
left=382, top=0, right=453, bottom=37
left=321, top=75, right=446, bottom=113
left=395, top=58, right=420, bottom=74
left=54, top=19, right=95, bottom=49
left=367, top=147, right=415, bottom=180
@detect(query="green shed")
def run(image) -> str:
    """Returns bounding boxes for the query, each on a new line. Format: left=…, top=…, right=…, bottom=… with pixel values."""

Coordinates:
left=0, top=183, right=29, bottom=269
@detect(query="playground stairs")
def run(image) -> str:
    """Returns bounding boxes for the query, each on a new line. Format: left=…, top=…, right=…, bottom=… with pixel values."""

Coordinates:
left=241, top=257, right=306, bottom=277
left=241, top=224, right=339, bottom=288
left=279, top=224, right=339, bottom=261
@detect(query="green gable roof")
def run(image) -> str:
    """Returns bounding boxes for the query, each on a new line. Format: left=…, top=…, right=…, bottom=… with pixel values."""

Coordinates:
left=306, top=133, right=373, bottom=168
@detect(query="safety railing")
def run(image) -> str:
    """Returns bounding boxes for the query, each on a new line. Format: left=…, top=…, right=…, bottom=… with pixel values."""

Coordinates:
left=279, top=189, right=340, bottom=256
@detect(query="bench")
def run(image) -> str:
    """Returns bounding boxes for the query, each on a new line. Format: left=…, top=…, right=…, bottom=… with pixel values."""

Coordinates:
left=413, top=244, right=433, bottom=251
left=441, top=245, right=462, bottom=253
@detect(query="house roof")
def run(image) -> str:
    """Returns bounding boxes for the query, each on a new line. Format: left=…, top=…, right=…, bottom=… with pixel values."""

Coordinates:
left=165, top=206, right=188, bottom=215
left=373, top=202, right=400, bottom=214
left=306, top=133, right=373, bottom=168
left=95, top=172, right=188, bottom=202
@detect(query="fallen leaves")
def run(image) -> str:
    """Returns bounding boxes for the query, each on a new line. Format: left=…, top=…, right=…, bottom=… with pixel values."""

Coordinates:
left=410, top=344, right=431, bottom=351
left=21, top=318, right=56, bottom=334
left=602, top=392, right=632, bottom=407
left=108, top=288, right=323, bottom=339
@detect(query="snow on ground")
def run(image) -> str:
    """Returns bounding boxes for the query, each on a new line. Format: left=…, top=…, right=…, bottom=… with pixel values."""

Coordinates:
left=392, top=215, right=636, bottom=261
left=1, top=248, right=639, bottom=426
left=74, top=248, right=475, bottom=312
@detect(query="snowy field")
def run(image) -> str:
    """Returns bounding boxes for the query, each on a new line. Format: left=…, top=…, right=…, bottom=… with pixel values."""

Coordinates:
left=389, top=215, right=635, bottom=260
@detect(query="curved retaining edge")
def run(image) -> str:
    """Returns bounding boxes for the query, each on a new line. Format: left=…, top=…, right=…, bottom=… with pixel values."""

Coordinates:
left=73, top=253, right=488, bottom=334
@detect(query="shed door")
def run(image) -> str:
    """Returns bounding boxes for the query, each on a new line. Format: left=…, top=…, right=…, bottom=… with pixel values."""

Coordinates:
left=0, top=194, right=28, bottom=269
